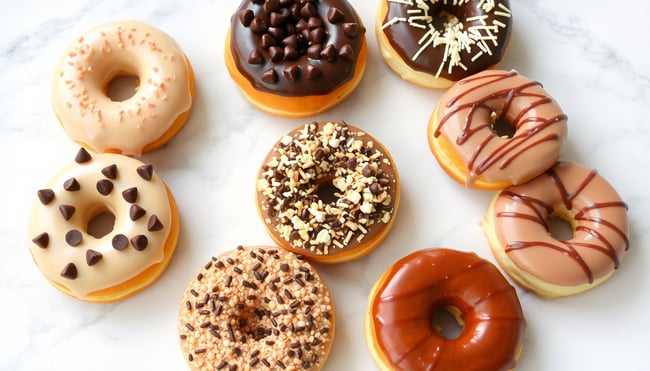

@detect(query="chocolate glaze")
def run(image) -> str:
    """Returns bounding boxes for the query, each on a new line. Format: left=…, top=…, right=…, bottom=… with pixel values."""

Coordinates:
left=230, top=0, right=365, bottom=95
left=370, top=248, right=525, bottom=370
left=381, top=0, right=512, bottom=81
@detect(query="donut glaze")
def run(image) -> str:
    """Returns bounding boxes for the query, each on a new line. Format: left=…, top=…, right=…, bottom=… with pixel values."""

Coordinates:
left=483, top=161, right=630, bottom=297
left=52, top=20, right=194, bottom=156
left=28, top=148, right=179, bottom=302
left=178, top=246, right=335, bottom=370
left=366, top=248, right=525, bottom=370
left=428, top=69, right=568, bottom=189
left=256, top=121, right=400, bottom=263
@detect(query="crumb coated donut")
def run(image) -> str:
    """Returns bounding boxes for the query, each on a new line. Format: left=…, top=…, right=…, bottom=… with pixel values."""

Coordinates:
left=428, top=69, right=568, bottom=189
left=178, top=245, right=335, bottom=370
left=52, top=20, right=195, bottom=156
left=255, top=121, right=400, bottom=264
left=365, top=248, right=525, bottom=371
left=483, top=161, right=630, bottom=298
left=28, top=148, right=179, bottom=302
left=225, top=0, right=367, bottom=117
left=376, top=0, right=513, bottom=89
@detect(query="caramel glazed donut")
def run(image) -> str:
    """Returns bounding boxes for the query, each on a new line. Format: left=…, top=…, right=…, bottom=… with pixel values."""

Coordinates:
left=225, top=0, right=367, bottom=117
left=256, top=121, right=400, bottom=264
left=28, top=148, right=179, bottom=303
left=377, top=0, right=513, bottom=89
left=366, top=248, right=525, bottom=371
left=483, top=161, right=630, bottom=298
left=178, top=245, right=335, bottom=370
left=52, top=20, right=195, bottom=156
left=428, top=69, right=568, bottom=190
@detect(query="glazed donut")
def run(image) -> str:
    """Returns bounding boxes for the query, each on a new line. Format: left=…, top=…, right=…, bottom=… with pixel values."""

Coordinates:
left=365, top=248, right=525, bottom=370
left=178, top=245, right=335, bottom=370
left=428, top=69, right=568, bottom=189
left=255, top=121, right=400, bottom=264
left=52, top=20, right=195, bottom=156
left=225, top=0, right=367, bottom=118
left=376, top=0, right=513, bottom=89
left=28, top=148, right=179, bottom=302
left=483, top=161, right=630, bottom=298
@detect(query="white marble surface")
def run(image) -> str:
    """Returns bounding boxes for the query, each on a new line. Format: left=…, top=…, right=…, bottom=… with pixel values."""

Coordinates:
left=2, top=0, right=649, bottom=370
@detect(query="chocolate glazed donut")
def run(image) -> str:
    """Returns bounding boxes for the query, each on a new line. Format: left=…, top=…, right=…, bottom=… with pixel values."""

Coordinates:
left=230, top=0, right=365, bottom=96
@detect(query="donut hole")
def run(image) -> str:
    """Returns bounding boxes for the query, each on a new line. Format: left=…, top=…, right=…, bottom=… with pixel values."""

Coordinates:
left=87, top=211, right=116, bottom=239
left=490, top=112, right=516, bottom=138
left=431, top=305, right=464, bottom=340
left=432, top=4, right=467, bottom=29
left=547, top=207, right=575, bottom=241
left=315, top=179, right=340, bottom=205
left=106, top=74, right=139, bottom=101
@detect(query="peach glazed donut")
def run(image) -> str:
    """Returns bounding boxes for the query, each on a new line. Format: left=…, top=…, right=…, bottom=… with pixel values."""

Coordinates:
left=52, top=20, right=195, bottom=156
left=428, top=69, right=568, bottom=189
left=178, top=245, right=335, bottom=370
left=28, top=148, right=180, bottom=302
left=483, top=161, right=630, bottom=298
left=365, top=248, right=525, bottom=370
left=225, top=0, right=367, bottom=117
left=256, top=121, right=400, bottom=264
left=377, top=0, right=513, bottom=89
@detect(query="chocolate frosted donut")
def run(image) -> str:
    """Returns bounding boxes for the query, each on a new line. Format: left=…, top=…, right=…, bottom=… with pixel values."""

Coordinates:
left=226, top=0, right=367, bottom=117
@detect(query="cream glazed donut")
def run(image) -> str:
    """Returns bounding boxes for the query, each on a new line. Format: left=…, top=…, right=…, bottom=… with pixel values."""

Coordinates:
left=483, top=161, right=630, bottom=297
left=52, top=20, right=195, bottom=156
left=28, top=148, right=180, bottom=302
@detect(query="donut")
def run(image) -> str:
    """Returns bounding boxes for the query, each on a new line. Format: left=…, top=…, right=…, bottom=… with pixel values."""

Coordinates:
left=365, top=248, right=525, bottom=370
left=376, top=0, right=513, bottom=89
left=427, top=69, right=568, bottom=189
left=28, top=148, right=179, bottom=302
left=225, top=0, right=367, bottom=118
left=52, top=20, right=195, bottom=156
left=483, top=161, right=630, bottom=298
left=255, top=121, right=400, bottom=264
left=178, top=245, right=335, bottom=370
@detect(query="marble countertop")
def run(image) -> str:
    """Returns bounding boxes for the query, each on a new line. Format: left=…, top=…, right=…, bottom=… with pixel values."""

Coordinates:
left=2, top=0, right=649, bottom=370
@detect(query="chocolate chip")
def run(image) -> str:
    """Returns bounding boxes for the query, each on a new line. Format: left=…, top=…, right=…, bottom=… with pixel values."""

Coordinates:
left=270, top=11, right=285, bottom=27
left=240, top=9, right=254, bottom=27
left=63, top=177, right=80, bottom=191
left=32, top=232, right=49, bottom=248
left=65, top=230, right=82, bottom=246
left=60, top=263, right=78, bottom=279
left=346, top=157, right=357, bottom=170
left=136, top=164, right=153, bottom=181
left=122, top=187, right=138, bottom=203
left=131, top=235, right=148, bottom=251
left=147, top=215, right=164, bottom=231
left=59, top=205, right=76, bottom=220
left=327, top=7, right=344, bottom=23
left=282, top=34, right=298, bottom=49
left=129, top=204, right=146, bottom=221
left=307, top=44, right=322, bottom=59
left=339, top=44, right=354, bottom=61
left=369, top=183, right=381, bottom=195
left=309, top=28, right=325, bottom=44
left=320, top=45, right=337, bottom=62
left=305, top=65, right=321, bottom=80
left=362, top=165, right=374, bottom=177
left=37, top=189, right=55, bottom=205
left=308, top=16, right=323, bottom=30
left=250, top=17, right=268, bottom=34
left=269, top=46, right=284, bottom=62
left=300, top=3, right=316, bottom=18
left=267, top=27, right=285, bottom=41
left=314, top=147, right=325, bottom=161
left=283, top=45, right=299, bottom=60
left=295, top=19, right=308, bottom=32
left=96, top=179, right=113, bottom=196
left=112, top=234, right=129, bottom=250
left=86, top=249, right=103, bottom=266
left=264, top=0, right=280, bottom=12
left=74, top=147, right=92, bottom=163
left=342, top=22, right=359, bottom=38
left=283, top=65, right=300, bottom=82
left=262, top=68, right=279, bottom=84
left=261, top=34, right=275, bottom=49
left=101, top=164, right=118, bottom=179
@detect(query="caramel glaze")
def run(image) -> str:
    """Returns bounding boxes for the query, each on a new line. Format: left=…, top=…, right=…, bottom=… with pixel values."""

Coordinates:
left=493, top=161, right=629, bottom=286
left=381, top=0, right=512, bottom=81
left=369, top=248, right=525, bottom=371
left=230, top=0, right=365, bottom=96
left=433, top=69, right=568, bottom=186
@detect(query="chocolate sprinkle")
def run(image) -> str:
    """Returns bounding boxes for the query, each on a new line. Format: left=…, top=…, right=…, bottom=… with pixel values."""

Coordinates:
left=129, top=204, right=146, bottom=221
left=147, top=215, right=164, bottom=231
left=37, top=189, right=55, bottom=205
left=136, top=164, right=154, bottom=181
left=86, top=249, right=103, bottom=266
left=32, top=232, right=49, bottom=248
left=59, top=205, right=76, bottom=220
left=101, top=164, right=118, bottom=179
left=63, top=177, right=80, bottom=191
left=131, top=235, right=148, bottom=251
left=60, top=262, right=78, bottom=279
left=74, top=147, right=92, bottom=163
left=112, top=234, right=129, bottom=250
left=96, top=179, right=113, bottom=196
left=122, top=187, right=138, bottom=203
left=65, top=230, right=82, bottom=246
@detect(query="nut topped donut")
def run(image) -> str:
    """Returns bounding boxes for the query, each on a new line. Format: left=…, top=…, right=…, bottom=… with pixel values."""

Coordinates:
left=178, top=245, right=335, bottom=370
left=256, top=121, right=400, bottom=264
left=225, top=0, right=367, bottom=117
left=28, top=148, right=179, bottom=302
left=377, top=0, right=513, bottom=89
left=52, top=20, right=195, bottom=156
